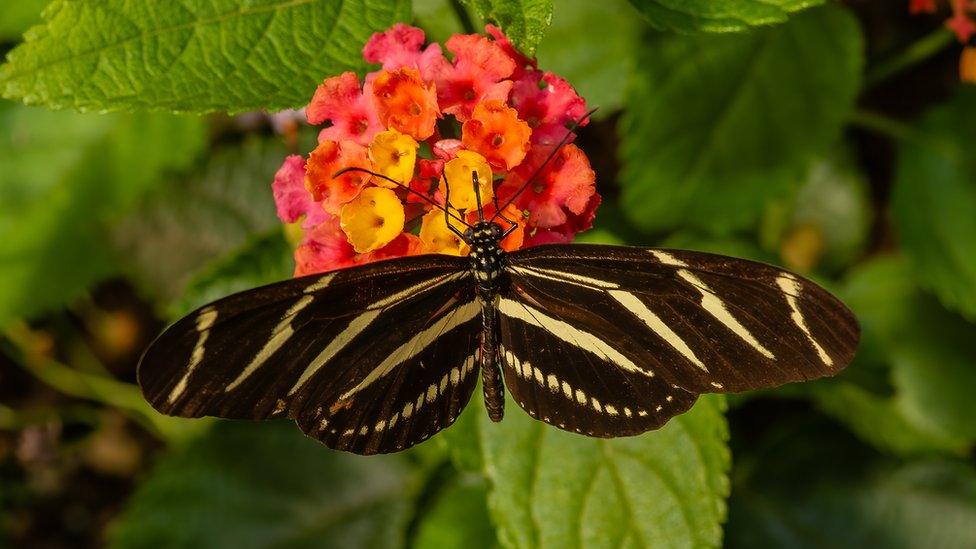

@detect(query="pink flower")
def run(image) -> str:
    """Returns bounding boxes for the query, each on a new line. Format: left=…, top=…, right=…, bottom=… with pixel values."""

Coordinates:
left=294, top=217, right=357, bottom=276
left=511, top=70, right=588, bottom=145
left=363, top=23, right=445, bottom=78
left=306, top=72, right=383, bottom=145
left=272, top=156, right=328, bottom=228
left=499, top=143, right=597, bottom=229
left=947, top=0, right=976, bottom=42
left=428, top=33, right=516, bottom=121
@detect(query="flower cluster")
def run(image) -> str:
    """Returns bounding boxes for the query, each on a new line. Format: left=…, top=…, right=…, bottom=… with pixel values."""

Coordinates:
left=272, top=24, right=598, bottom=276
left=910, top=0, right=976, bottom=82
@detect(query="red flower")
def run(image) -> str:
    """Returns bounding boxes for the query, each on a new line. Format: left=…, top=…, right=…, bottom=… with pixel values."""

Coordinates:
left=486, top=24, right=536, bottom=76
left=294, top=217, right=357, bottom=276
left=272, top=155, right=328, bottom=228
left=909, top=0, right=939, bottom=13
left=499, top=143, right=597, bottom=229
left=304, top=140, right=371, bottom=214
left=511, top=70, right=588, bottom=145
left=372, top=67, right=441, bottom=140
left=306, top=72, right=383, bottom=145
left=428, top=33, right=516, bottom=121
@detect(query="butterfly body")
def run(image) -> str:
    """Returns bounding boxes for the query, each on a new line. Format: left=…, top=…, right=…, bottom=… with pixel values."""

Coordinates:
left=465, top=221, right=509, bottom=422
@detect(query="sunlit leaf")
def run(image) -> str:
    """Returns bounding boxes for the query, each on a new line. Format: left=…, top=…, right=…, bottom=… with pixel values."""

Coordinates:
left=627, top=0, right=825, bottom=33
left=0, top=0, right=410, bottom=113
left=461, top=0, right=553, bottom=55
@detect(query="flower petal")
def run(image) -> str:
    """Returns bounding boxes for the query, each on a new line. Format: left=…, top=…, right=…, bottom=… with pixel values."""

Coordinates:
left=305, top=140, right=371, bottom=214
left=440, top=150, right=494, bottom=211
left=339, top=187, right=406, bottom=253
left=511, top=70, right=588, bottom=145
left=294, top=216, right=357, bottom=276
left=461, top=100, right=532, bottom=170
left=419, top=209, right=468, bottom=255
left=307, top=72, right=383, bottom=145
left=368, top=128, right=418, bottom=186
left=372, top=67, right=441, bottom=140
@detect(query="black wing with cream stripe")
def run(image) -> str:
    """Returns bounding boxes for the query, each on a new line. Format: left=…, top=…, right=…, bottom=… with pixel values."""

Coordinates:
left=502, top=244, right=859, bottom=403
left=138, top=254, right=481, bottom=455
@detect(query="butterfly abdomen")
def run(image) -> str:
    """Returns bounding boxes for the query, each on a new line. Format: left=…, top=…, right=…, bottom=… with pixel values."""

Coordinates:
left=480, top=294, right=505, bottom=421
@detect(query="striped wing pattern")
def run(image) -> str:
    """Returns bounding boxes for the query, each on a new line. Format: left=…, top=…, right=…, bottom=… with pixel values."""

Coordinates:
left=139, top=255, right=480, bottom=455
left=498, top=244, right=858, bottom=435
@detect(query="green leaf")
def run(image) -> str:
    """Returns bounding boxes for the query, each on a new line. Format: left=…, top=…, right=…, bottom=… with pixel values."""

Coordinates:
left=627, top=0, right=824, bottom=33
left=461, top=0, right=553, bottom=55
left=172, top=231, right=293, bottom=317
left=455, top=395, right=729, bottom=548
left=114, top=137, right=288, bottom=304
left=727, top=414, right=976, bottom=548
left=109, top=421, right=417, bottom=548
left=810, top=256, right=976, bottom=456
left=413, top=475, right=497, bottom=549
left=0, top=101, right=205, bottom=324
left=892, top=89, right=976, bottom=320
left=618, top=5, right=863, bottom=235
left=534, top=0, right=642, bottom=113
left=0, top=0, right=410, bottom=113
left=0, top=0, right=50, bottom=40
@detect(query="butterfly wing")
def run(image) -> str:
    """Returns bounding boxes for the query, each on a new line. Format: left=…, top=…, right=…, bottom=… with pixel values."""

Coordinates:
left=498, top=244, right=858, bottom=435
left=138, top=254, right=481, bottom=455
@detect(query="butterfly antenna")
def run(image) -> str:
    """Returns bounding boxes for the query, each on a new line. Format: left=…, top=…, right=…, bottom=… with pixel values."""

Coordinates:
left=333, top=167, right=471, bottom=227
left=472, top=170, right=485, bottom=222
left=489, top=107, right=598, bottom=223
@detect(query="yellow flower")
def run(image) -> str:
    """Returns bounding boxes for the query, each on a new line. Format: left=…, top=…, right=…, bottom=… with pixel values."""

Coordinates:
left=439, top=150, right=494, bottom=211
left=419, top=209, right=468, bottom=255
left=961, top=46, right=976, bottom=84
left=368, top=129, right=418, bottom=186
left=339, top=187, right=405, bottom=253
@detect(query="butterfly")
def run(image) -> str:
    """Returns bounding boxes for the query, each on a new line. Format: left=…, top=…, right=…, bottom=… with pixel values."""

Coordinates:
left=138, top=114, right=859, bottom=455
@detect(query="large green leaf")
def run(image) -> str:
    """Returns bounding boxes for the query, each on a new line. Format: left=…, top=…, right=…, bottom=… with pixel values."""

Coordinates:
left=726, top=414, right=976, bottom=548
left=618, top=5, right=863, bottom=235
left=114, top=137, right=288, bottom=303
left=809, top=256, right=976, bottom=456
left=109, top=421, right=416, bottom=548
left=0, top=0, right=410, bottom=113
left=535, top=0, right=642, bottom=113
left=627, top=0, right=824, bottom=33
left=461, top=0, right=553, bottom=55
left=413, top=475, right=497, bottom=549
left=892, top=89, right=976, bottom=320
left=448, top=395, right=729, bottom=548
left=0, top=0, right=50, bottom=40
left=0, top=101, right=204, bottom=324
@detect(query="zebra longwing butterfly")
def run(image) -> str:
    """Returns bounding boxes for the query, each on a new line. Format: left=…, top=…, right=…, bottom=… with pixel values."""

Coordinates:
left=138, top=117, right=859, bottom=455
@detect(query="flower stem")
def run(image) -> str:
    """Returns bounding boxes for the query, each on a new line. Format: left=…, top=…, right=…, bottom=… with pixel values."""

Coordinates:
left=866, top=27, right=956, bottom=86
left=847, top=109, right=961, bottom=160
left=450, top=0, right=477, bottom=35
left=1, top=322, right=210, bottom=443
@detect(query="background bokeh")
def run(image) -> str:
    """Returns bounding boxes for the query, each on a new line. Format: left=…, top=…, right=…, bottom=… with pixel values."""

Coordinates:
left=2, top=1, right=976, bottom=547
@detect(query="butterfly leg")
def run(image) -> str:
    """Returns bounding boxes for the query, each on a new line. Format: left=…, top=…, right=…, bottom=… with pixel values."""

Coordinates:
left=479, top=292, right=505, bottom=422
left=442, top=168, right=469, bottom=241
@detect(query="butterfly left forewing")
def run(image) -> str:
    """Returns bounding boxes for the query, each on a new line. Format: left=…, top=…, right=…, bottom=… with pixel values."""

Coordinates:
left=505, top=244, right=859, bottom=396
left=138, top=254, right=481, bottom=454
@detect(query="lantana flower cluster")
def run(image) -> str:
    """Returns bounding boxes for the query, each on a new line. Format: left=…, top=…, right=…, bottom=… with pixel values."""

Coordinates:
left=272, top=24, right=598, bottom=276
left=910, top=0, right=976, bottom=82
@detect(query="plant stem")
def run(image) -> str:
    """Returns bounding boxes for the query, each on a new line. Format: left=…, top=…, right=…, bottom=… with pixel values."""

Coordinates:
left=2, top=322, right=210, bottom=443
left=866, top=27, right=956, bottom=86
left=847, top=109, right=961, bottom=160
left=450, top=0, right=477, bottom=34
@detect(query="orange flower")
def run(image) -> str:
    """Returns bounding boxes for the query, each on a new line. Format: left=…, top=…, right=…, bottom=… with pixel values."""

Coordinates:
left=305, top=140, right=371, bottom=214
left=461, top=100, right=532, bottom=170
left=339, top=187, right=406, bottom=253
left=961, top=46, right=976, bottom=83
left=440, top=150, right=494, bottom=211
left=419, top=209, right=468, bottom=255
left=372, top=67, right=440, bottom=140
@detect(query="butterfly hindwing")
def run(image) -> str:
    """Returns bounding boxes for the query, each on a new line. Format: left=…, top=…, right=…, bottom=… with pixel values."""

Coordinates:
left=138, top=254, right=479, bottom=454
left=496, top=294, right=699, bottom=436
left=505, top=244, right=859, bottom=395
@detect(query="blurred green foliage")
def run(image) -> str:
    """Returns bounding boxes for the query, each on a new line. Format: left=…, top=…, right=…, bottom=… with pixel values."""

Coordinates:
left=2, top=1, right=975, bottom=548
